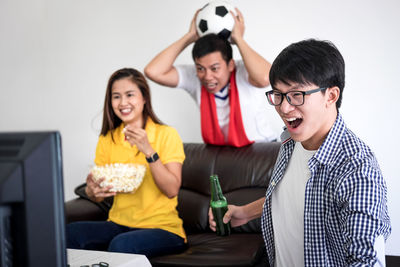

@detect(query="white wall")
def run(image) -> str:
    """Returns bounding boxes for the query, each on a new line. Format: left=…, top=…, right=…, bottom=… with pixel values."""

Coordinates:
left=0, top=0, right=399, bottom=256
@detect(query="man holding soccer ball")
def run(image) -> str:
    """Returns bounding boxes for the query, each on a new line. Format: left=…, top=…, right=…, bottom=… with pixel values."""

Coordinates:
left=145, top=6, right=278, bottom=147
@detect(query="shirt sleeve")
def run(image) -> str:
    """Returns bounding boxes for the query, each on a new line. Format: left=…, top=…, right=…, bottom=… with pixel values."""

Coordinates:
left=234, top=60, right=249, bottom=83
left=94, top=134, right=110, bottom=166
left=175, top=64, right=201, bottom=104
left=337, top=163, right=391, bottom=266
left=235, top=59, right=268, bottom=90
left=157, top=126, right=185, bottom=165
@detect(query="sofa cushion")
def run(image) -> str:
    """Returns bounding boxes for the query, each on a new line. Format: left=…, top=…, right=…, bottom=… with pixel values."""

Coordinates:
left=214, top=143, right=280, bottom=190
left=180, top=143, right=220, bottom=195
left=177, top=189, right=211, bottom=234
left=150, top=233, right=266, bottom=267
left=178, top=143, right=281, bottom=234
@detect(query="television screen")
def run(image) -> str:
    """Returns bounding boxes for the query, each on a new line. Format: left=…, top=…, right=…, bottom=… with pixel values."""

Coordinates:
left=0, top=131, right=67, bottom=267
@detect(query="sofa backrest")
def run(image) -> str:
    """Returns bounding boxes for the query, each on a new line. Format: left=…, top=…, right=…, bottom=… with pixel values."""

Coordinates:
left=177, top=142, right=281, bottom=234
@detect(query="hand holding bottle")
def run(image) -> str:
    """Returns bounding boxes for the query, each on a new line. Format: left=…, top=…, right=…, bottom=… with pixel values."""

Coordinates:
left=209, top=175, right=231, bottom=236
left=209, top=204, right=250, bottom=231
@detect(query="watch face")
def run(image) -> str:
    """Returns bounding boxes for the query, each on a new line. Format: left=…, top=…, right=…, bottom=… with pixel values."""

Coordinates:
left=146, top=152, right=159, bottom=163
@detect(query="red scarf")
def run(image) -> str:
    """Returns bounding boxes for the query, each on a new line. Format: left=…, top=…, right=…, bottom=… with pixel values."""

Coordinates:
left=200, top=70, right=254, bottom=147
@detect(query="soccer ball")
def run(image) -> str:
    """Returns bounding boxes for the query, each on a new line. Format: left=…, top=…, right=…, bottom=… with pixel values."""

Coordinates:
left=196, top=1, right=236, bottom=41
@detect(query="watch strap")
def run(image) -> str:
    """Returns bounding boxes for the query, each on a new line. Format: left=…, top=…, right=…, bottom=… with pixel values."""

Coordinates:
left=146, top=152, right=159, bottom=163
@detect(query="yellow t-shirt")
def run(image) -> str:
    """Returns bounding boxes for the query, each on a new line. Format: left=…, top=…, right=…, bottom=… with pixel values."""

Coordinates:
left=94, top=119, right=186, bottom=240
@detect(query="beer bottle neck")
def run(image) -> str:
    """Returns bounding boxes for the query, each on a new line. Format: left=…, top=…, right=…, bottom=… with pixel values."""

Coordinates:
left=210, top=176, right=225, bottom=201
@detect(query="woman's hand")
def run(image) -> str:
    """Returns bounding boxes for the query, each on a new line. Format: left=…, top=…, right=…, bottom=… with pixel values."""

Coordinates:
left=124, top=125, right=155, bottom=158
left=85, top=173, right=116, bottom=202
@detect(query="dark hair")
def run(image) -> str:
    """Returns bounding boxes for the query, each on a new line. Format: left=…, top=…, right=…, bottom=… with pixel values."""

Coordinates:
left=100, top=68, right=163, bottom=140
left=269, top=39, right=345, bottom=109
left=192, top=34, right=233, bottom=64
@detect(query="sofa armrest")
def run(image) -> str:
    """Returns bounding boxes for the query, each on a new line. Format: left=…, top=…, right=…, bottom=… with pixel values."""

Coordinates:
left=65, top=198, right=107, bottom=223
left=65, top=183, right=113, bottom=224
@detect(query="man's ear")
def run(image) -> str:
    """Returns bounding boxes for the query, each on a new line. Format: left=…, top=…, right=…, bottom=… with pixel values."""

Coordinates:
left=326, top=86, right=340, bottom=107
left=228, top=59, right=235, bottom=72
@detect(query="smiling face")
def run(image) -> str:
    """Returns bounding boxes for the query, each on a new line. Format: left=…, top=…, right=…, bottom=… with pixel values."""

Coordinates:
left=274, top=82, right=339, bottom=150
left=195, top=51, right=235, bottom=94
left=111, top=78, right=145, bottom=128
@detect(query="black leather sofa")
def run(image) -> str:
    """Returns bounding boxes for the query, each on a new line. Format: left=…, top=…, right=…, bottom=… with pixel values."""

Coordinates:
left=65, top=142, right=281, bottom=266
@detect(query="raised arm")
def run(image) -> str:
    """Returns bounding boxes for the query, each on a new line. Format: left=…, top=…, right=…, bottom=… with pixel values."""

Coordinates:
left=144, top=11, right=199, bottom=88
left=230, top=8, right=271, bottom=88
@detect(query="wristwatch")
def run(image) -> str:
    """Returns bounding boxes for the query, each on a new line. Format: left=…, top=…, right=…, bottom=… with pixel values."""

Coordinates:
left=146, top=152, right=159, bottom=163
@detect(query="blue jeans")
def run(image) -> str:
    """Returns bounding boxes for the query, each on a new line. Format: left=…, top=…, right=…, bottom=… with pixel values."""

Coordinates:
left=66, top=221, right=186, bottom=258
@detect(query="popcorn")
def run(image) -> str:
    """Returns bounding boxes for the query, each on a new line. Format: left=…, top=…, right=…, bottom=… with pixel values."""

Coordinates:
left=90, top=163, right=146, bottom=193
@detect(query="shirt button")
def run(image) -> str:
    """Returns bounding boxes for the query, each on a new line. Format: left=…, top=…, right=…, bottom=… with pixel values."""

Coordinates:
left=306, top=242, right=311, bottom=250
left=271, top=181, right=276, bottom=186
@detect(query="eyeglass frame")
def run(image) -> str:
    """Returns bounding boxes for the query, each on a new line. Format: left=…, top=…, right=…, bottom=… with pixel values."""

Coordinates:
left=265, top=87, right=327, bottom=106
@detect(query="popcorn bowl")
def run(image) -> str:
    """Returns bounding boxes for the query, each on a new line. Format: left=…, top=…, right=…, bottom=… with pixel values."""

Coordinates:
left=90, top=163, right=146, bottom=193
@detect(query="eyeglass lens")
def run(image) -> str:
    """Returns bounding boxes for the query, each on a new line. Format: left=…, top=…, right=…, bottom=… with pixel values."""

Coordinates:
left=268, top=91, right=304, bottom=106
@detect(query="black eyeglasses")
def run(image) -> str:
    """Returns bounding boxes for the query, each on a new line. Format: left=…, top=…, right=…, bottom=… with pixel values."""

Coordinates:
left=265, top=87, right=327, bottom=106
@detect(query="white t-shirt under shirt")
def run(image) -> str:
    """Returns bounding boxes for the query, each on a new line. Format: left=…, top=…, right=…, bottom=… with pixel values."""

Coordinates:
left=175, top=60, right=280, bottom=142
left=272, top=142, right=315, bottom=267
left=271, top=142, right=386, bottom=267
left=213, top=83, right=230, bottom=140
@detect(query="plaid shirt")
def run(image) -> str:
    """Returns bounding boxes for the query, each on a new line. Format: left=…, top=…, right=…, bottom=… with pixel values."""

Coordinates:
left=261, top=114, right=391, bottom=266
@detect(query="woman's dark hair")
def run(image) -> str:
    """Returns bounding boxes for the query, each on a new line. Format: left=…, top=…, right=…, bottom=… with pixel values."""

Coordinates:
left=192, top=34, right=233, bottom=64
left=269, top=39, right=345, bottom=109
left=100, top=68, right=163, bottom=140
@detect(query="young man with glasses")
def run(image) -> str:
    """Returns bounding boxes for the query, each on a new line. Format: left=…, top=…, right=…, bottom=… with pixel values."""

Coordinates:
left=209, top=39, right=391, bottom=266
left=144, top=9, right=279, bottom=147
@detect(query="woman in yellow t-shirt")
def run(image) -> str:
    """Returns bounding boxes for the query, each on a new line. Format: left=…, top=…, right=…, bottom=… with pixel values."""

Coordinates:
left=67, top=68, right=187, bottom=258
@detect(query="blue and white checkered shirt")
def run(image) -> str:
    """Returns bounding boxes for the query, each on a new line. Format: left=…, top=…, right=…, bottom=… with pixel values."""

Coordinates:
left=261, top=114, right=391, bottom=266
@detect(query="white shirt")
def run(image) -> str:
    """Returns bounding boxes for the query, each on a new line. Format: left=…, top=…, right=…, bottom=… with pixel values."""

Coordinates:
left=175, top=60, right=281, bottom=142
left=213, top=84, right=230, bottom=141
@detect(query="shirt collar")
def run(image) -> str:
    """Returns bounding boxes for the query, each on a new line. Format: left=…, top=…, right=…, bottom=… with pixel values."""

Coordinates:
left=313, top=113, right=346, bottom=166
left=280, top=113, right=346, bottom=166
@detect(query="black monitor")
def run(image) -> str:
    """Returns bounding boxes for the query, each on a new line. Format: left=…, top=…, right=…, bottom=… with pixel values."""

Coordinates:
left=0, top=131, right=67, bottom=267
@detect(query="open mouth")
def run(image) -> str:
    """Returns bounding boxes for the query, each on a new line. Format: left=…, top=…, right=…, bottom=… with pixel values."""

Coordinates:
left=203, top=82, right=217, bottom=90
left=120, top=108, right=132, bottom=116
left=287, top=118, right=303, bottom=129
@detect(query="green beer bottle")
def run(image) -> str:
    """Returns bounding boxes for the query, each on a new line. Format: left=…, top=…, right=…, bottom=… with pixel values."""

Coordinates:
left=210, top=174, right=231, bottom=236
